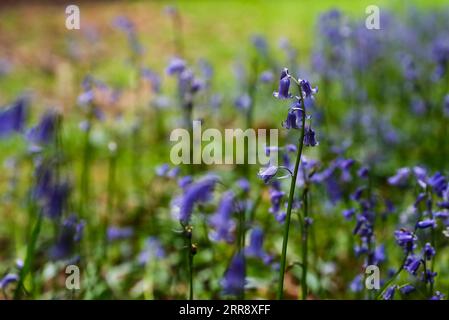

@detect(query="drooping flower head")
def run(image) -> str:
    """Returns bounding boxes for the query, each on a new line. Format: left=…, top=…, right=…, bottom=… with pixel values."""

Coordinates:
left=209, top=191, right=236, bottom=243
left=177, top=176, right=217, bottom=224
left=0, top=97, right=28, bottom=138
left=273, top=68, right=291, bottom=99
left=221, top=252, right=245, bottom=296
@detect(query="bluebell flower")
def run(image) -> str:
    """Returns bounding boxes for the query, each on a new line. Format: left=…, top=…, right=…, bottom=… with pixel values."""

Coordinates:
left=357, top=167, right=369, bottom=179
left=43, top=182, right=70, bottom=220
left=245, top=227, right=265, bottom=258
left=259, top=70, right=274, bottom=83
left=166, top=57, right=186, bottom=75
left=50, top=215, right=84, bottom=260
left=421, top=270, right=437, bottom=284
left=437, top=201, right=449, bottom=209
left=399, top=285, right=415, bottom=295
left=221, top=252, right=245, bottom=296
left=269, top=189, right=284, bottom=215
left=0, top=97, right=28, bottom=138
left=273, top=68, right=291, bottom=99
left=387, top=168, right=410, bottom=187
left=404, top=255, right=421, bottom=275
left=417, top=219, right=436, bottom=229
left=282, top=107, right=302, bottom=129
left=443, top=94, right=449, bottom=117
left=428, top=172, right=447, bottom=197
left=138, top=237, right=166, bottom=265
left=178, top=176, right=193, bottom=189
left=156, top=164, right=170, bottom=176
left=258, top=166, right=278, bottom=184
left=107, top=227, right=134, bottom=242
left=304, top=126, right=318, bottom=146
left=209, top=191, right=236, bottom=243
left=414, top=193, right=426, bottom=208
left=430, top=291, right=445, bottom=300
left=234, top=94, right=251, bottom=110
left=343, top=208, right=356, bottom=220
left=0, top=273, right=19, bottom=290
left=383, top=285, right=396, bottom=300
left=275, top=211, right=287, bottom=223
left=349, top=274, right=363, bottom=293
left=141, top=68, right=161, bottom=93
left=374, top=244, right=386, bottom=264
left=394, top=229, right=416, bottom=252
left=26, top=111, right=58, bottom=146
left=237, top=178, right=250, bottom=193
left=300, top=79, right=318, bottom=98
left=178, top=177, right=217, bottom=224
left=435, top=211, right=449, bottom=220
left=423, top=243, right=436, bottom=260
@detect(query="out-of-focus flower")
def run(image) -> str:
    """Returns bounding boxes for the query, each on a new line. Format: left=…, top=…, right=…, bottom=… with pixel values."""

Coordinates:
left=176, top=176, right=217, bottom=224
left=0, top=97, right=28, bottom=138
left=50, top=215, right=84, bottom=260
left=107, top=226, right=134, bottom=242
left=388, top=168, right=410, bottom=186
left=0, top=273, right=19, bottom=290
left=304, top=126, right=318, bottom=146
left=221, top=252, right=245, bottom=296
left=209, top=191, right=236, bottom=243
left=245, top=227, right=266, bottom=259
left=417, top=219, right=436, bottom=229
left=26, top=111, right=58, bottom=146
left=166, top=57, right=186, bottom=75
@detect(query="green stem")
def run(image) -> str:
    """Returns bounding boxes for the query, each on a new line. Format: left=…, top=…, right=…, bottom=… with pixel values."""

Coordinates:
left=375, top=253, right=409, bottom=300
left=277, top=81, right=306, bottom=300
left=301, top=187, right=309, bottom=300
left=14, top=211, right=42, bottom=300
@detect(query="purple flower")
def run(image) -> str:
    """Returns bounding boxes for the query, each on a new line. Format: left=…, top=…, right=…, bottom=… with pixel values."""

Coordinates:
left=304, top=126, right=318, bottom=146
left=237, top=178, right=250, bottom=193
left=0, top=273, right=19, bottom=290
left=358, top=167, right=369, bottom=179
left=383, top=285, right=396, bottom=300
left=430, top=291, right=445, bottom=300
left=26, top=111, right=58, bottom=146
left=156, top=164, right=170, bottom=176
left=178, top=176, right=193, bottom=189
left=138, top=237, right=165, bottom=265
left=234, top=94, right=251, bottom=110
left=387, top=168, right=410, bottom=186
left=428, top=172, right=447, bottom=197
left=399, top=285, right=415, bottom=295
left=259, top=70, right=274, bottom=83
left=282, top=107, right=302, bottom=129
left=50, top=215, right=84, bottom=260
left=107, top=227, right=134, bottom=242
left=269, top=188, right=284, bottom=214
left=141, top=68, right=161, bottom=93
left=0, top=97, right=28, bottom=138
left=343, top=208, right=356, bottom=220
left=423, top=243, right=436, bottom=260
left=394, top=229, right=416, bottom=252
left=349, top=274, right=363, bottom=293
left=209, top=191, right=236, bottom=243
left=417, top=219, right=436, bottom=229
left=166, top=57, right=186, bottom=75
left=43, top=182, right=70, bottom=220
left=273, top=68, right=291, bottom=99
left=443, top=94, right=449, bottom=117
left=178, top=177, right=217, bottom=224
left=404, top=255, right=421, bottom=275
left=421, top=270, right=437, bottom=284
left=437, top=201, right=449, bottom=209
left=300, top=79, right=318, bottom=98
left=245, top=227, right=265, bottom=258
left=221, top=252, right=245, bottom=296
left=258, top=166, right=278, bottom=184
